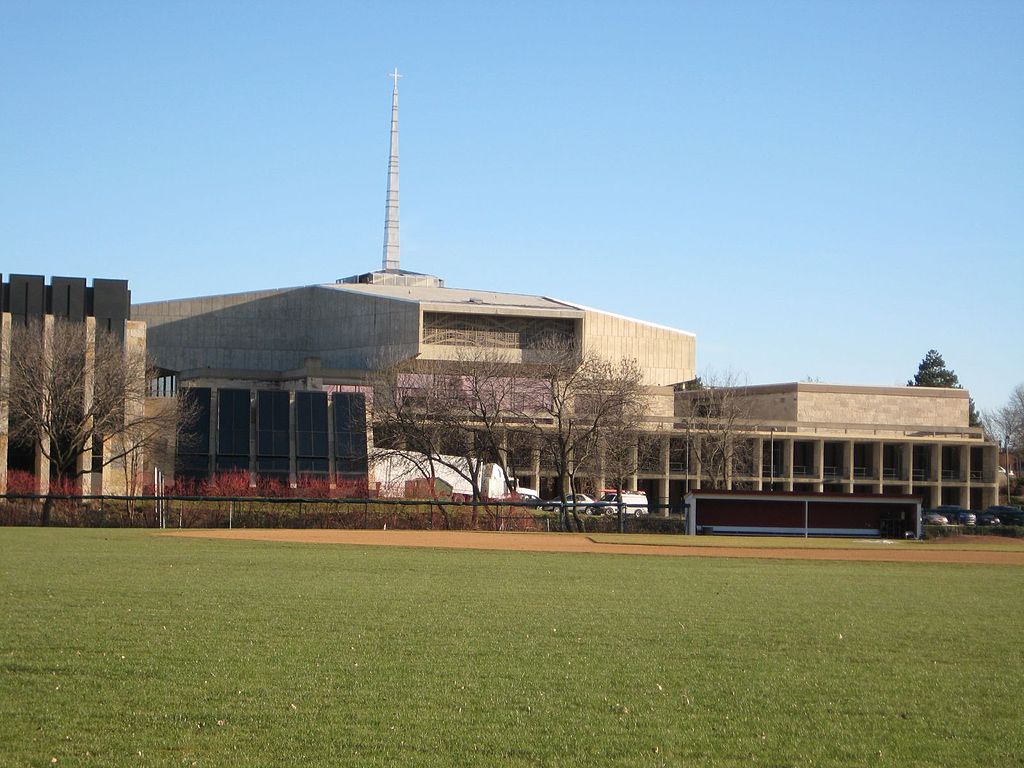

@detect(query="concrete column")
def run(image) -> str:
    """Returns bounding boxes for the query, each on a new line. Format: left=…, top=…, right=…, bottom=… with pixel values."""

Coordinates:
left=288, top=391, right=297, bottom=488
left=76, top=318, right=96, bottom=492
left=783, top=438, right=794, bottom=489
left=691, top=435, right=702, bottom=491
left=326, top=393, right=336, bottom=483
left=901, top=443, right=912, bottom=483
left=658, top=437, right=670, bottom=515
left=208, top=388, right=219, bottom=477
left=34, top=316, right=54, bottom=496
left=812, top=438, right=824, bottom=492
left=498, top=430, right=510, bottom=492
left=248, top=390, right=257, bottom=486
left=629, top=441, right=638, bottom=491
left=843, top=440, right=854, bottom=493
left=872, top=440, right=883, bottom=494
left=932, top=443, right=941, bottom=484
left=753, top=436, right=764, bottom=491
left=0, top=313, right=10, bottom=495
left=100, top=320, right=146, bottom=496
left=960, top=445, right=970, bottom=507
left=531, top=448, right=541, bottom=492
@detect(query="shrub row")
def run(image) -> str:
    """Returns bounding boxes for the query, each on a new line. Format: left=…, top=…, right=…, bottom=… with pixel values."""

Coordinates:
left=0, top=498, right=547, bottom=532
left=923, top=524, right=1024, bottom=539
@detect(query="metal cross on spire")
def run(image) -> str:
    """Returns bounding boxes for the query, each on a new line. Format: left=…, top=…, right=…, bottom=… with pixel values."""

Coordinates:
left=382, top=68, right=402, bottom=272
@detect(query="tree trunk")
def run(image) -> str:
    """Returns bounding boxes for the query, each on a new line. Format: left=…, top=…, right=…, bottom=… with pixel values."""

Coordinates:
left=570, top=505, right=585, bottom=533
left=41, top=494, right=54, bottom=527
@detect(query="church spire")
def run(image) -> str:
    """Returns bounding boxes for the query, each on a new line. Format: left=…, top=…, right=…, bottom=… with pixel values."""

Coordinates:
left=382, top=68, right=402, bottom=272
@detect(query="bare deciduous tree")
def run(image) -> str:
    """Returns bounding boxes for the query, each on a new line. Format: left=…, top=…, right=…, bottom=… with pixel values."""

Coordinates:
left=6, top=319, right=193, bottom=524
left=516, top=341, right=648, bottom=531
left=370, top=349, right=524, bottom=527
left=982, top=383, right=1024, bottom=500
left=676, top=371, right=753, bottom=490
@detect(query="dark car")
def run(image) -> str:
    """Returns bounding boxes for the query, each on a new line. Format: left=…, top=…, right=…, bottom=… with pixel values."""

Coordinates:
left=954, top=510, right=977, bottom=526
left=986, top=505, right=1024, bottom=526
left=976, top=512, right=1001, bottom=526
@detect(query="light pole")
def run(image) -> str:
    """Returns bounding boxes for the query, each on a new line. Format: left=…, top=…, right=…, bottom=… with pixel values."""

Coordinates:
left=1007, top=435, right=1013, bottom=505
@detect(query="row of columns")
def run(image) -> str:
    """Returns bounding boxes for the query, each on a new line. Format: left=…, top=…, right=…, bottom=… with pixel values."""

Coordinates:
left=510, top=433, right=999, bottom=511
left=0, top=314, right=145, bottom=496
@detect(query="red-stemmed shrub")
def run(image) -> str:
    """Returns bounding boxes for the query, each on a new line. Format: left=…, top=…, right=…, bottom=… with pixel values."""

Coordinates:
left=202, top=471, right=256, bottom=498
left=5, top=470, right=37, bottom=496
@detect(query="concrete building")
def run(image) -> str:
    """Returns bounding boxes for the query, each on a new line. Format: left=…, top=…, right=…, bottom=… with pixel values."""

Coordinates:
left=0, top=274, right=145, bottom=495
left=607, top=382, right=998, bottom=512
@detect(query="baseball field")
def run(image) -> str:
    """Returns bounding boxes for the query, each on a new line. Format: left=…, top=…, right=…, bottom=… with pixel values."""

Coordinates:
left=2, top=528, right=1022, bottom=767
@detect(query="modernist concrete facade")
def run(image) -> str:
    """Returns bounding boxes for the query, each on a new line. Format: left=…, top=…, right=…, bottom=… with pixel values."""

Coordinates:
left=638, top=383, right=995, bottom=511
left=131, top=272, right=999, bottom=511
left=134, top=277, right=698, bottom=387
left=0, top=275, right=145, bottom=495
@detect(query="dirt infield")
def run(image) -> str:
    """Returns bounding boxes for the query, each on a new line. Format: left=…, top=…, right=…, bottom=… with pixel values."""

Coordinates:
left=165, top=529, right=1024, bottom=565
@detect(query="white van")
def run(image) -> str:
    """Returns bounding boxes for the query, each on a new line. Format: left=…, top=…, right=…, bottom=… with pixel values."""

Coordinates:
left=592, top=489, right=648, bottom=516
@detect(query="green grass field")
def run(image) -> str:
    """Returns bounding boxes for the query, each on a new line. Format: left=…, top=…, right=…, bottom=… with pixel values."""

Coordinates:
left=2, top=529, right=1022, bottom=767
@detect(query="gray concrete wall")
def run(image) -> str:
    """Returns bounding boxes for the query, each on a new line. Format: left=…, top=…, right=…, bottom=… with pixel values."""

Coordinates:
left=795, top=386, right=969, bottom=428
left=135, top=286, right=421, bottom=373
left=581, top=310, right=696, bottom=386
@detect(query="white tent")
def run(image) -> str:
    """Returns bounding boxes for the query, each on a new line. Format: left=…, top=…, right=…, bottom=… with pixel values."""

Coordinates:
left=369, top=449, right=517, bottom=499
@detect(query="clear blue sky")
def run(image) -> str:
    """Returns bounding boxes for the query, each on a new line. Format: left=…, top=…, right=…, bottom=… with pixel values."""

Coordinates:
left=2, top=1, right=1021, bottom=413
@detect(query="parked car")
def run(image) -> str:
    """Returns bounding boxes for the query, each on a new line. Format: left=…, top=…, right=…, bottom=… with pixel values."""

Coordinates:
left=590, top=490, right=649, bottom=516
left=976, top=512, right=1001, bottom=526
left=923, top=512, right=950, bottom=526
left=986, top=505, right=1024, bottom=526
left=954, top=510, right=977, bottom=526
left=539, top=494, right=594, bottom=512
left=515, top=487, right=542, bottom=506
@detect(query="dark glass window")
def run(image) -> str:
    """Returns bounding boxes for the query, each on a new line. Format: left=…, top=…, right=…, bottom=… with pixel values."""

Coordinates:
left=296, top=392, right=328, bottom=459
left=218, top=389, right=251, bottom=457
left=257, top=391, right=289, bottom=457
left=256, top=390, right=289, bottom=479
left=215, top=455, right=250, bottom=473
left=297, top=458, right=329, bottom=474
left=176, top=387, right=212, bottom=479
left=333, top=393, right=368, bottom=474
left=256, top=456, right=290, bottom=475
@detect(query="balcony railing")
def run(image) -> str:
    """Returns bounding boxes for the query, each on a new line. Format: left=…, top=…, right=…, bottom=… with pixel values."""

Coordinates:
left=792, top=465, right=814, bottom=477
left=882, top=467, right=901, bottom=480
left=941, top=469, right=959, bottom=481
left=853, top=466, right=870, bottom=479
left=823, top=465, right=844, bottom=479
left=969, top=469, right=983, bottom=481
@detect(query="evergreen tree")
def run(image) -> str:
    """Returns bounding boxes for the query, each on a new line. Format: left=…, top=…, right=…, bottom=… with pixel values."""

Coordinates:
left=908, top=349, right=980, bottom=426
left=908, top=349, right=960, bottom=388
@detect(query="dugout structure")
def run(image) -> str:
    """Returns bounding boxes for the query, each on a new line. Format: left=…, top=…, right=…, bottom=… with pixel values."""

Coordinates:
left=684, top=490, right=921, bottom=538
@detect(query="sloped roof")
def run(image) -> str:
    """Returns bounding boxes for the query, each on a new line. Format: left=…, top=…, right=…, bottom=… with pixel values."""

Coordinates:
left=327, top=281, right=578, bottom=311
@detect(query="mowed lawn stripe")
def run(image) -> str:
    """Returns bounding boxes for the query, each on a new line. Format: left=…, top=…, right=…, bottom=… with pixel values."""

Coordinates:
left=1, top=529, right=1022, bottom=767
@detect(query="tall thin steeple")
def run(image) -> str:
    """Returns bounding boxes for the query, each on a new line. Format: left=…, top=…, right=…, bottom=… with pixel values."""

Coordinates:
left=382, top=68, right=402, bottom=272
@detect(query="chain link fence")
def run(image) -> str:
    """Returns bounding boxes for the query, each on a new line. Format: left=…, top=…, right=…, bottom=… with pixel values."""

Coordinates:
left=0, top=494, right=688, bottom=534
